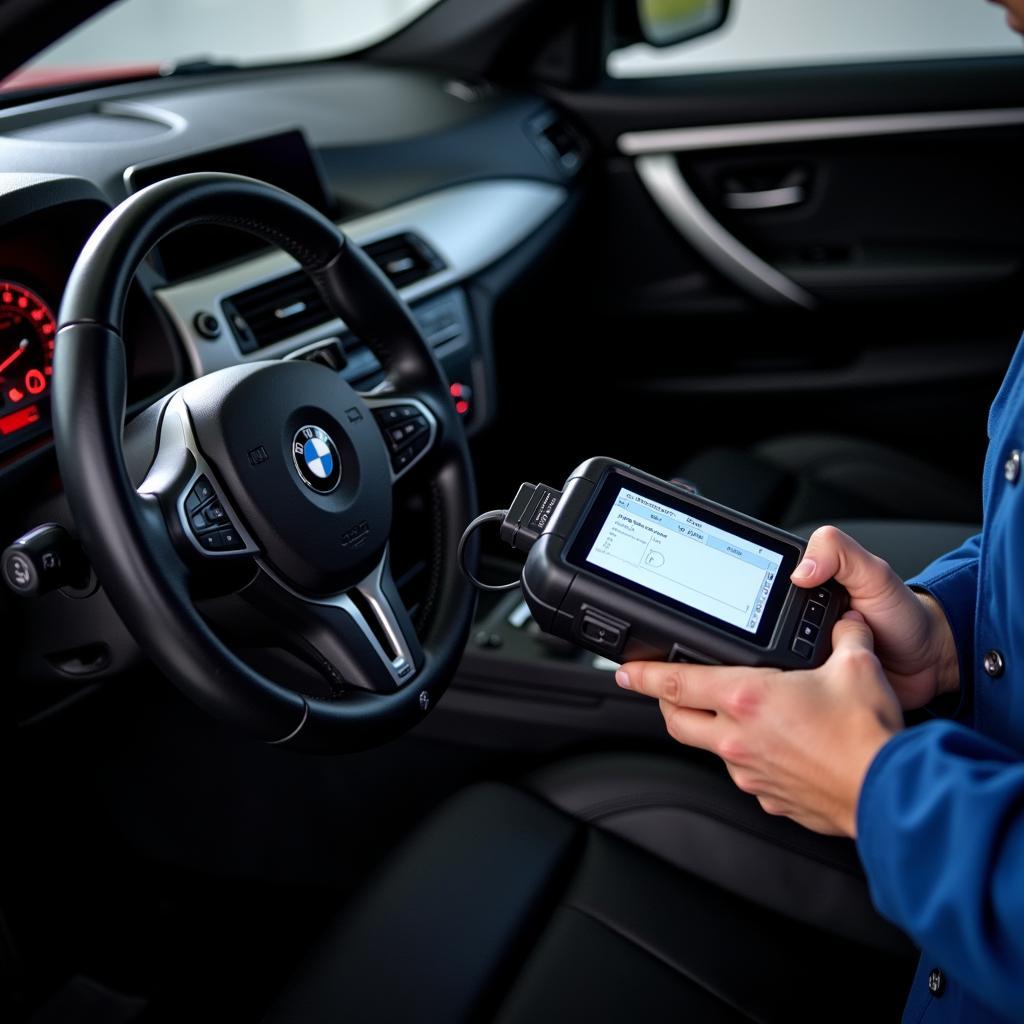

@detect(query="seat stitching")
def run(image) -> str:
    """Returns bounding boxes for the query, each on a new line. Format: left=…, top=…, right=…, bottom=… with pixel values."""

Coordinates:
left=567, top=790, right=865, bottom=878
left=560, top=902, right=757, bottom=1022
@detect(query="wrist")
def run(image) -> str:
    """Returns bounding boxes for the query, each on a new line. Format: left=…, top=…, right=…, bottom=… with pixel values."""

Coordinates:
left=913, top=590, right=961, bottom=697
left=842, top=716, right=898, bottom=838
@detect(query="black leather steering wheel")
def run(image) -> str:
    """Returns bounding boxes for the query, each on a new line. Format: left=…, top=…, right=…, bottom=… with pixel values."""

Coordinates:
left=52, top=172, right=477, bottom=751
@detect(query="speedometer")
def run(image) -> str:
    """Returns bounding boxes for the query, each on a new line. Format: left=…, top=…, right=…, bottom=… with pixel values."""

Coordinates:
left=0, top=281, right=56, bottom=445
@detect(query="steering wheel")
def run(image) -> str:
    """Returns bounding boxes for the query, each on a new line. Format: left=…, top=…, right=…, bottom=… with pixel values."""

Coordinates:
left=52, top=173, right=477, bottom=752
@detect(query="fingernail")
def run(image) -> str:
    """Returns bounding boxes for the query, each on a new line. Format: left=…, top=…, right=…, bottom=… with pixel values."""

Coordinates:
left=842, top=610, right=865, bottom=623
left=615, top=670, right=631, bottom=689
left=792, top=558, right=816, bottom=580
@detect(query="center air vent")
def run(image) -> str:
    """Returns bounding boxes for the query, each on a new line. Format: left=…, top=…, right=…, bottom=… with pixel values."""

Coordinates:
left=222, top=271, right=329, bottom=353
left=363, top=233, right=446, bottom=289
left=221, top=232, right=445, bottom=353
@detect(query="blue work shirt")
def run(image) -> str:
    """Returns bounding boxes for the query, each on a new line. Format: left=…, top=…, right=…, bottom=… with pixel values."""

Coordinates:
left=857, top=334, right=1024, bottom=1023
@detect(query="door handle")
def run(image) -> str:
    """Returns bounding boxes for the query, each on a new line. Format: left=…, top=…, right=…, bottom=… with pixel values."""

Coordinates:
left=723, top=183, right=806, bottom=210
left=722, top=167, right=809, bottom=211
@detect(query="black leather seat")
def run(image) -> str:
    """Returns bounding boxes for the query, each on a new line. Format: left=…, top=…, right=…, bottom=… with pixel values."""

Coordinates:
left=266, top=754, right=915, bottom=1023
left=678, top=434, right=980, bottom=529
left=677, top=434, right=980, bottom=578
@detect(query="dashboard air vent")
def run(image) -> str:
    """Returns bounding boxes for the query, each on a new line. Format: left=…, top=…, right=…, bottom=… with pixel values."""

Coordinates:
left=363, top=232, right=445, bottom=289
left=222, top=271, right=330, bottom=353
left=220, top=233, right=445, bottom=353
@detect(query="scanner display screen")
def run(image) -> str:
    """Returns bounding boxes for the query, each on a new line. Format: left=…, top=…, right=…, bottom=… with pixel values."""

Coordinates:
left=565, top=473, right=802, bottom=647
left=585, top=487, right=784, bottom=634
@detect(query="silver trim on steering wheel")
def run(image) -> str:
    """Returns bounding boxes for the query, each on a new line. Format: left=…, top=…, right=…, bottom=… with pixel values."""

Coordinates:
left=137, top=391, right=260, bottom=558
left=257, top=546, right=419, bottom=688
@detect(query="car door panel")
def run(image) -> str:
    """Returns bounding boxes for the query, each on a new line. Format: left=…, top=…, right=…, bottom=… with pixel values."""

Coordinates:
left=522, top=55, right=1024, bottom=482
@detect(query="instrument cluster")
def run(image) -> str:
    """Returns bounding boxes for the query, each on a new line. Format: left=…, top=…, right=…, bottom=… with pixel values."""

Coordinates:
left=0, top=280, right=56, bottom=460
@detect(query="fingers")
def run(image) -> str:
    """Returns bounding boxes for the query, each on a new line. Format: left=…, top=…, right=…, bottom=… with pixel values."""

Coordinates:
left=616, top=661, right=723, bottom=711
left=791, top=525, right=898, bottom=598
left=659, top=699, right=718, bottom=752
left=725, top=764, right=792, bottom=817
left=830, top=609, right=876, bottom=655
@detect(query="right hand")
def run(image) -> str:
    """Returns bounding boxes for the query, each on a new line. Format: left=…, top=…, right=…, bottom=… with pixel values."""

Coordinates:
left=791, top=526, right=960, bottom=710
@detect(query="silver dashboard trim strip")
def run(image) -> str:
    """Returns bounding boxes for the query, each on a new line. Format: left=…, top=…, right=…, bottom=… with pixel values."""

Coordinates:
left=635, top=154, right=816, bottom=309
left=619, top=107, right=1024, bottom=156
left=155, top=179, right=567, bottom=378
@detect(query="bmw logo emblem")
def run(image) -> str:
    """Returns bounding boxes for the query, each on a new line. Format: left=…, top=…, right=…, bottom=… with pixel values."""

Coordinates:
left=292, top=425, right=341, bottom=494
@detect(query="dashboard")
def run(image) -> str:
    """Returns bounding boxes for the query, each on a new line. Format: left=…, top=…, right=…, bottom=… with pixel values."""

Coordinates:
left=0, top=59, right=584, bottom=694
left=0, top=63, right=582, bottom=473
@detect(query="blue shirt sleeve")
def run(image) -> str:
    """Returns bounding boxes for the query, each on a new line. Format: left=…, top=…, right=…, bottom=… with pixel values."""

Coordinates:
left=857, top=722, right=1024, bottom=1018
left=905, top=534, right=980, bottom=713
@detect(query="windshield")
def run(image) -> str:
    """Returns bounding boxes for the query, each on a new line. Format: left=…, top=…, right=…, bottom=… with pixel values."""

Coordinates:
left=5, top=0, right=440, bottom=91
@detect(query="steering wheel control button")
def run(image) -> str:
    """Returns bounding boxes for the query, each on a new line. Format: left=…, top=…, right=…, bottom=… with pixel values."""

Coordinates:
left=371, top=403, right=434, bottom=474
left=927, top=968, right=946, bottom=998
left=292, top=425, right=342, bottom=495
left=791, top=638, right=814, bottom=660
left=183, top=476, right=245, bottom=553
left=373, top=404, right=418, bottom=426
left=802, top=599, right=826, bottom=624
left=188, top=476, right=214, bottom=509
left=1005, top=449, right=1021, bottom=484
left=199, top=527, right=245, bottom=552
left=983, top=650, right=1005, bottom=679
left=385, top=416, right=428, bottom=452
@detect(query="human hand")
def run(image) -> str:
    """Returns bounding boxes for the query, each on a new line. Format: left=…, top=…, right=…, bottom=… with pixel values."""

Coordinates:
left=792, top=526, right=959, bottom=709
left=617, top=612, right=903, bottom=837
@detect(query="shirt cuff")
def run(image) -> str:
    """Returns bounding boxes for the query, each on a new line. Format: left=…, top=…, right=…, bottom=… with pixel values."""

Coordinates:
left=855, top=726, right=929, bottom=920
left=906, top=562, right=977, bottom=720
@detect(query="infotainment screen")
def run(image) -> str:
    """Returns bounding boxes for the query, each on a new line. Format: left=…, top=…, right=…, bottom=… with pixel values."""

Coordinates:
left=584, top=487, right=785, bottom=634
left=126, top=129, right=336, bottom=280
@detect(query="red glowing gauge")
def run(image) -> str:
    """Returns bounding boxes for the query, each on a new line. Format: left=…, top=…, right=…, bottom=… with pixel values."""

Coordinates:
left=0, top=281, right=56, bottom=421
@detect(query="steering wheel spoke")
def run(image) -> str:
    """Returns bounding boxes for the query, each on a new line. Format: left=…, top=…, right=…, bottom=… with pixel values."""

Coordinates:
left=363, top=394, right=440, bottom=482
left=243, top=548, right=423, bottom=694
left=135, top=392, right=259, bottom=562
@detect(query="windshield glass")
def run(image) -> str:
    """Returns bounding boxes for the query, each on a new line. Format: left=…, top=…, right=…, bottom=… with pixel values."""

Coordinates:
left=6, top=0, right=439, bottom=91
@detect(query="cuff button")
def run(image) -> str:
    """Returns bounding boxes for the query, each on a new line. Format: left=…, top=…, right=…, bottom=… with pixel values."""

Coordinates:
left=927, top=968, right=946, bottom=998
left=983, top=650, right=1005, bottom=679
left=1005, top=449, right=1020, bottom=484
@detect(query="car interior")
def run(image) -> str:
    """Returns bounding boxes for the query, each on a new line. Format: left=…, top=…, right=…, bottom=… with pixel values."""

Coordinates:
left=0, top=0, right=1022, bottom=1020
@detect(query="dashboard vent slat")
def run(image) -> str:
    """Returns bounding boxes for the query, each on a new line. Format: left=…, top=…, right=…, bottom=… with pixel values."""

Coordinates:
left=220, top=232, right=445, bottom=353
left=222, top=270, right=330, bottom=351
left=363, top=233, right=445, bottom=289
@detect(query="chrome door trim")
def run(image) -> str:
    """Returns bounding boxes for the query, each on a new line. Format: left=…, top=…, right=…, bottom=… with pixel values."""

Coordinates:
left=635, top=154, right=816, bottom=309
left=619, top=107, right=1024, bottom=156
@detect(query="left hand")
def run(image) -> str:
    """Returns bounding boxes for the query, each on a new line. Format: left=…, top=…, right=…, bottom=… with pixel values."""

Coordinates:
left=615, top=612, right=904, bottom=837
